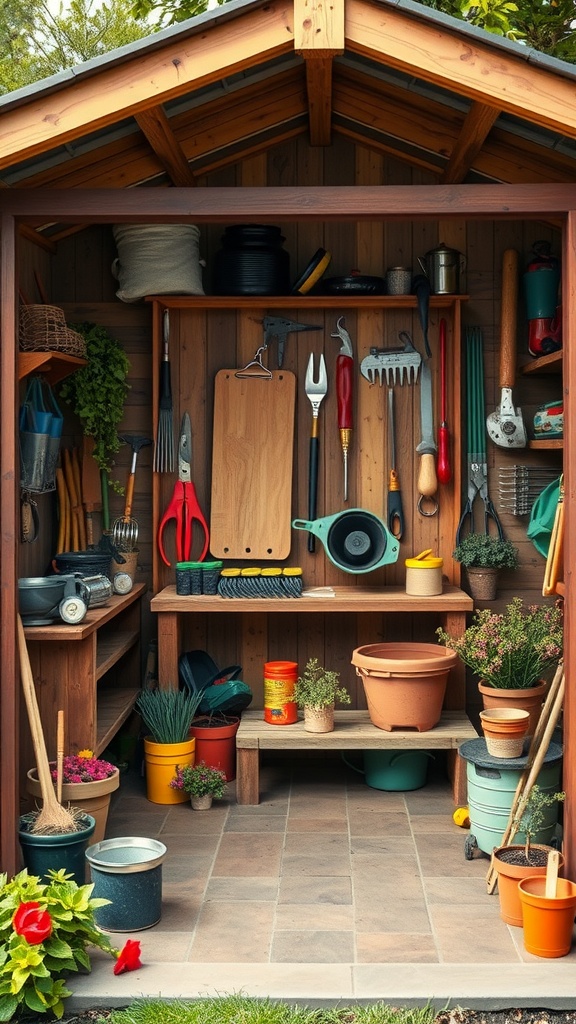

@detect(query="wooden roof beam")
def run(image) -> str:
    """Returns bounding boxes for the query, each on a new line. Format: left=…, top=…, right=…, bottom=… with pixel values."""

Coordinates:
left=441, top=101, right=500, bottom=184
left=135, top=106, right=196, bottom=186
left=294, top=0, right=344, bottom=145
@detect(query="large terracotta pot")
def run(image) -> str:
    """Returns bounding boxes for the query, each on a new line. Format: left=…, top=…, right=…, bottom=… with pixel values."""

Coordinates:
left=352, top=643, right=458, bottom=731
left=478, top=680, right=547, bottom=740
left=492, top=843, right=565, bottom=926
left=27, top=766, right=119, bottom=846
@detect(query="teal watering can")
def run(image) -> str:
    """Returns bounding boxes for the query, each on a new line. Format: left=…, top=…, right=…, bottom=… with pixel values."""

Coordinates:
left=292, top=509, right=399, bottom=573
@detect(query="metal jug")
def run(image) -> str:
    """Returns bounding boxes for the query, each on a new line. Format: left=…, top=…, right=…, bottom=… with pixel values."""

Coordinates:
left=417, top=243, right=466, bottom=295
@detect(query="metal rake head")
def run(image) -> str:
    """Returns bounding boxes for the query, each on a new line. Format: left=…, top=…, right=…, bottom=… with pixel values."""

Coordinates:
left=305, top=353, right=328, bottom=416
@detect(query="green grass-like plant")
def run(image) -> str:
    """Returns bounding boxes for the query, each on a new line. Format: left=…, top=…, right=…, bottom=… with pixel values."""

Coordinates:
left=136, top=688, right=203, bottom=744
left=100, top=996, right=438, bottom=1024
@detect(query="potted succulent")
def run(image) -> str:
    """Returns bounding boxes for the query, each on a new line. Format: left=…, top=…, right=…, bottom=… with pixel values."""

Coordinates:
left=437, top=597, right=563, bottom=736
left=453, top=533, right=519, bottom=601
left=0, top=868, right=141, bottom=1021
left=170, top=760, right=228, bottom=810
left=492, top=784, right=566, bottom=927
left=136, top=688, right=203, bottom=805
left=288, top=657, right=351, bottom=733
left=26, top=750, right=120, bottom=846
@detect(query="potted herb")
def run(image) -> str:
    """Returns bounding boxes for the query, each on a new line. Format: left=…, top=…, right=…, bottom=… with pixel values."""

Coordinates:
left=0, top=868, right=140, bottom=1022
left=60, top=321, right=131, bottom=530
left=453, top=533, right=519, bottom=601
left=288, top=657, right=351, bottom=733
left=437, top=597, right=563, bottom=736
left=26, top=750, right=120, bottom=846
left=136, top=688, right=203, bottom=805
left=170, top=760, right=227, bottom=810
left=492, top=784, right=566, bottom=927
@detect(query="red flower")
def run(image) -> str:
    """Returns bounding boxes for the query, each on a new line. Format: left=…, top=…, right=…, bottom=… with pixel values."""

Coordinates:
left=13, top=902, right=52, bottom=944
left=113, top=939, right=142, bottom=975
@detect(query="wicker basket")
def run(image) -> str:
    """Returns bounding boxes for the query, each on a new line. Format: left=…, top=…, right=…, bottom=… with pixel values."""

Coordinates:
left=19, top=304, right=86, bottom=357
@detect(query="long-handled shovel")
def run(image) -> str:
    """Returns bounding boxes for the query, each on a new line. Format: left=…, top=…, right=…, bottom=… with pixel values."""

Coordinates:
left=17, top=615, right=77, bottom=833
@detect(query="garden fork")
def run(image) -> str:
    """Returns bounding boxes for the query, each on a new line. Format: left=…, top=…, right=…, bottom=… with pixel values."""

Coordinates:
left=305, top=352, right=328, bottom=553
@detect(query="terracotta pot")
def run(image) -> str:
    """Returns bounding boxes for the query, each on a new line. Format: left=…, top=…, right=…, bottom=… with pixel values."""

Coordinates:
left=479, top=707, right=530, bottom=758
left=27, top=766, right=120, bottom=846
left=519, top=875, right=576, bottom=957
left=466, top=566, right=498, bottom=601
left=492, top=843, right=565, bottom=926
left=478, top=680, right=547, bottom=740
left=143, top=736, right=195, bottom=805
left=303, top=704, right=334, bottom=734
left=189, top=715, right=239, bottom=781
left=352, top=643, right=458, bottom=731
left=191, top=794, right=213, bottom=810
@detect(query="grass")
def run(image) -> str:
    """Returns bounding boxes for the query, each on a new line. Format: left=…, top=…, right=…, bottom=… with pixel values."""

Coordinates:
left=98, top=997, right=437, bottom=1024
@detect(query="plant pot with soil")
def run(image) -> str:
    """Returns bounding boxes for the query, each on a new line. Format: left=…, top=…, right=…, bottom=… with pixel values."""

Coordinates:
left=27, top=751, right=120, bottom=846
left=452, top=533, right=519, bottom=602
left=518, top=854, right=576, bottom=958
left=189, top=714, right=240, bottom=781
left=288, top=657, right=351, bottom=733
left=136, top=688, right=203, bottom=804
left=170, top=760, right=227, bottom=809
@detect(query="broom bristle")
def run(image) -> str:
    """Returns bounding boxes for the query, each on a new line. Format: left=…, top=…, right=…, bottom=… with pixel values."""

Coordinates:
left=24, top=802, right=84, bottom=835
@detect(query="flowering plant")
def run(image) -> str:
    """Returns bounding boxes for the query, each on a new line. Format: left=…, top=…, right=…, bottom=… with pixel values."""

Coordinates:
left=50, top=750, right=117, bottom=785
left=0, top=869, right=141, bottom=1020
left=170, top=761, right=227, bottom=799
left=437, top=598, right=563, bottom=690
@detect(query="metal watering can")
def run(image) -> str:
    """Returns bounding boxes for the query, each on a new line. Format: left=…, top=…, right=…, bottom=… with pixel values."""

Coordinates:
left=417, top=242, right=466, bottom=295
left=292, top=509, right=399, bottom=573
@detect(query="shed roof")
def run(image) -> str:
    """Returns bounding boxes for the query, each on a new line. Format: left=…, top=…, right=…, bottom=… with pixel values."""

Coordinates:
left=1, top=0, right=576, bottom=224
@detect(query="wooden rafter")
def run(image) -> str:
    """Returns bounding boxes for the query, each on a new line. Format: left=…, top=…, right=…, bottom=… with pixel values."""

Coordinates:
left=441, top=101, right=500, bottom=184
left=135, top=107, right=196, bottom=187
left=294, top=0, right=344, bottom=145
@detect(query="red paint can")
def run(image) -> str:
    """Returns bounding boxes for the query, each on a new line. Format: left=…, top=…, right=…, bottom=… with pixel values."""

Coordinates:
left=263, top=661, right=298, bottom=725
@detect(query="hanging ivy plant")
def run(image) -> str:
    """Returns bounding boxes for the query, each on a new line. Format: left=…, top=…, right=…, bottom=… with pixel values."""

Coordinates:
left=60, top=322, right=131, bottom=490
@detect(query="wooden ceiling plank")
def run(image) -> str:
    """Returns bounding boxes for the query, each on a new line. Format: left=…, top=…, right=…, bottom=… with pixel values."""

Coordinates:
left=0, top=4, right=294, bottom=171
left=346, top=0, right=576, bottom=137
left=135, top=106, right=196, bottom=187
left=335, top=123, right=443, bottom=175
left=304, top=57, right=333, bottom=146
left=441, top=101, right=500, bottom=184
left=294, top=0, right=344, bottom=55
left=17, top=224, right=57, bottom=252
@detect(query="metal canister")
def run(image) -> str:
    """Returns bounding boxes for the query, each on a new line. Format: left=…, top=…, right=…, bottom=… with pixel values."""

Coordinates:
left=113, top=572, right=133, bottom=595
left=405, top=549, right=443, bottom=596
left=59, top=596, right=88, bottom=624
left=418, top=243, right=466, bottom=295
left=82, top=574, right=113, bottom=607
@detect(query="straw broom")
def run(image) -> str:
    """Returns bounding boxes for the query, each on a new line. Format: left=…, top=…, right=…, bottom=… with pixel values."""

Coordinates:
left=17, top=615, right=78, bottom=833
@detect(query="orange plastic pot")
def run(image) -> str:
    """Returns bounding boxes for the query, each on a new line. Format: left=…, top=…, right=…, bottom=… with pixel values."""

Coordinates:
left=351, top=643, right=458, bottom=731
left=189, top=716, right=239, bottom=781
left=143, top=736, right=195, bottom=804
left=519, top=875, right=576, bottom=957
left=492, top=844, right=565, bottom=926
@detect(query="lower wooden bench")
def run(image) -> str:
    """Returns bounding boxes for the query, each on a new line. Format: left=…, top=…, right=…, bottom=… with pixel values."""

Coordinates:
left=236, top=709, right=478, bottom=807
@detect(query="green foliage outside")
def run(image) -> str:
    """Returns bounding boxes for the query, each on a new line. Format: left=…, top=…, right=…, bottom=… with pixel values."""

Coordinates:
left=100, top=997, right=438, bottom=1024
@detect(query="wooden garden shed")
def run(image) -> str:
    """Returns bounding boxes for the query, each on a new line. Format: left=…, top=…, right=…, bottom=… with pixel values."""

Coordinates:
left=1, top=0, right=575, bottom=879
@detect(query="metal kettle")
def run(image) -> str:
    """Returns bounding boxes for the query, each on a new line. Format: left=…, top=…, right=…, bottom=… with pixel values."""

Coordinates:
left=417, top=243, right=466, bottom=295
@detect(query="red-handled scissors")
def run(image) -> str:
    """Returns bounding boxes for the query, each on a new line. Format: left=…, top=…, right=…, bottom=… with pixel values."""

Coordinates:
left=158, top=413, right=209, bottom=567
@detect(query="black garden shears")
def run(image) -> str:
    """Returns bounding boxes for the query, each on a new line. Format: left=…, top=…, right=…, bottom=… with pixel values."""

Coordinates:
left=158, top=413, right=209, bottom=567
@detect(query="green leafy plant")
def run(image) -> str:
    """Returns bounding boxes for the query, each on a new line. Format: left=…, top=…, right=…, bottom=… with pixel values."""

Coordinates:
left=453, top=533, right=519, bottom=570
left=515, top=783, right=565, bottom=862
left=136, top=688, right=203, bottom=743
left=289, top=658, right=351, bottom=711
left=0, top=868, right=121, bottom=1021
left=170, top=761, right=227, bottom=799
left=437, top=597, right=563, bottom=689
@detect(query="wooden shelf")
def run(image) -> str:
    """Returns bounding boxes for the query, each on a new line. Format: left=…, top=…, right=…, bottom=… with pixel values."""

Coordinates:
left=23, top=584, right=146, bottom=641
left=528, top=438, right=563, bottom=449
left=96, top=629, right=140, bottom=680
left=18, top=351, right=86, bottom=383
left=519, top=351, right=563, bottom=376
left=96, top=687, right=140, bottom=756
left=151, top=583, right=473, bottom=615
left=147, top=294, right=468, bottom=311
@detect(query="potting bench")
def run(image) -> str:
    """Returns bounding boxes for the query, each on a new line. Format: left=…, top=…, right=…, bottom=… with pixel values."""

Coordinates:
left=235, top=708, right=477, bottom=806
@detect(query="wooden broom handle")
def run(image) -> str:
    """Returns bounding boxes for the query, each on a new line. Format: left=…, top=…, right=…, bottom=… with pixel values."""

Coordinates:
left=56, top=710, right=64, bottom=805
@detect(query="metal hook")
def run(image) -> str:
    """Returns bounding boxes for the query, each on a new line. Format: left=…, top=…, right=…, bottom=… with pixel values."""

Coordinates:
left=235, top=345, right=273, bottom=380
left=417, top=493, right=439, bottom=517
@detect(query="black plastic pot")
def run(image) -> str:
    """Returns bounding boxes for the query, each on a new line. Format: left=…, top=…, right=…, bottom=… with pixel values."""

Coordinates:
left=213, top=224, right=290, bottom=295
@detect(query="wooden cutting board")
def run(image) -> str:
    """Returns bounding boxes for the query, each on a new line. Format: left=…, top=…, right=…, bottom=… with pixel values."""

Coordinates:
left=210, top=369, right=296, bottom=560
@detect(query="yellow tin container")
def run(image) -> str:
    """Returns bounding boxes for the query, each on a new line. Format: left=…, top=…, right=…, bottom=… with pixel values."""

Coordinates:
left=405, top=549, right=443, bottom=596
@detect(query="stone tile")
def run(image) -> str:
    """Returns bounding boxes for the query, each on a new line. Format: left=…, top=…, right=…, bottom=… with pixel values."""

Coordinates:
left=288, top=795, right=348, bottom=818
left=121, top=930, right=194, bottom=962
left=404, top=792, right=455, bottom=815
left=106, top=811, right=168, bottom=838
left=152, top=894, right=202, bottom=931
left=224, top=814, right=287, bottom=833
left=162, top=855, right=216, bottom=885
left=271, top=929, right=354, bottom=963
left=275, top=904, right=354, bottom=929
left=278, top=875, right=352, bottom=905
left=346, top=790, right=405, bottom=811
left=355, top=897, right=432, bottom=933
left=348, top=811, right=411, bottom=837
left=162, top=832, right=220, bottom=856
left=424, top=875, right=492, bottom=905
left=212, top=831, right=283, bottom=877
left=287, top=817, right=347, bottom=833
left=410, top=816, right=465, bottom=833
left=188, top=901, right=274, bottom=961
left=356, top=932, right=439, bottom=963
left=414, top=830, right=491, bottom=877
left=204, top=877, right=279, bottom=901
left=428, top=904, right=521, bottom=962
left=281, top=834, right=351, bottom=876
left=162, top=806, right=229, bottom=835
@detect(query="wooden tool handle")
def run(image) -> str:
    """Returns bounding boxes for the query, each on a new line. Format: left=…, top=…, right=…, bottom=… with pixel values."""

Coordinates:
left=500, top=249, right=519, bottom=389
left=545, top=849, right=560, bottom=898
left=124, top=473, right=136, bottom=520
left=56, top=710, right=64, bottom=805
left=418, top=452, right=438, bottom=498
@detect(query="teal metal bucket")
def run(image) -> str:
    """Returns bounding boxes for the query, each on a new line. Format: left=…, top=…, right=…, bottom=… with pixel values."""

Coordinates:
left=460, top=739, right=562, bottom=856
left=343, top=750, right=434, bottom=791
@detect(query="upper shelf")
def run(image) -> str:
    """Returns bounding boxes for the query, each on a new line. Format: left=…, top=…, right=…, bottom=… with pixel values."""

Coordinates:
left=18, top=351, right=86, bottom=384
left=146, top=295, right=469, bottom=310
left=519, top=350, right=562, bottom=376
